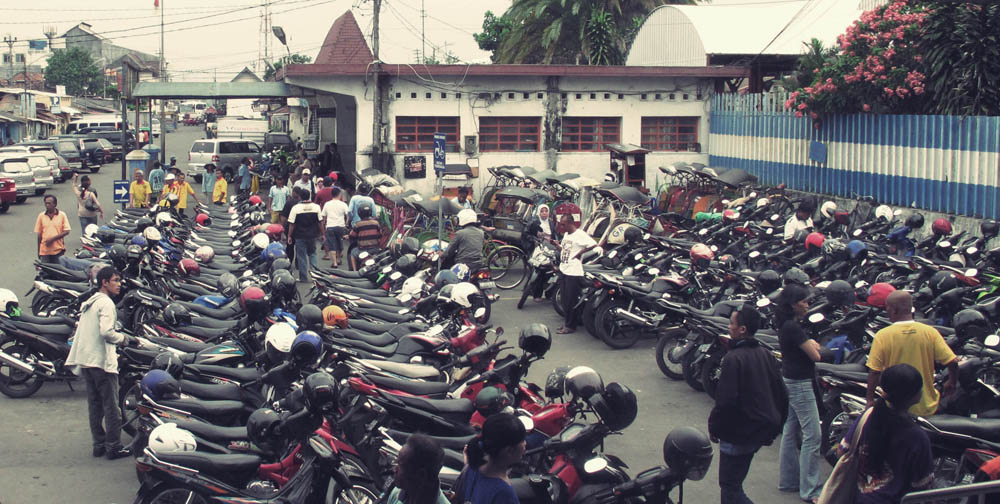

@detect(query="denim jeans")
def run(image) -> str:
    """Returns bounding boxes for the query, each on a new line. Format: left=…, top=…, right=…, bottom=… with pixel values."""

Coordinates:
left=719, top=441, right=760, bottom=504
left=779, top=377, right=823, bottom=500
left=294, top=238, right=318, bottom=280
left=82, top=367, right=123, bottom=451
left=79, top=215, right=98, bottom=233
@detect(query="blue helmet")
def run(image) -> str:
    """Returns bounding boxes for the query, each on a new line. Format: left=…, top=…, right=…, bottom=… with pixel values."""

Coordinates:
left=291, top=331, right=323, bottom=364
left=263, top=242, right=287, bottom=261
left=141, top=369, right=180, bottom=401
left=450, top=263, right=471, bottom=281
left=434, top=270, right=459, bottom=288
left=846, top=240, right=868, bottom=261
left=130, top=235, right=148, bottom=248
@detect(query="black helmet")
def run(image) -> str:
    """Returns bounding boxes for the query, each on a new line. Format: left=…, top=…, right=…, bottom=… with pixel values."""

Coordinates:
left=357, top=181, right=373, bottom=194
left=954, top=309, right=989, bottom=341
left=783, top=267, right=809, bottom=287
left=623, top=226, right=643, bottom=244
left=270, top=257, right=292, bottom=274
left=302, top=372, right=338, bottom=414
left=357, top=204, right=373, bottom=219
left=217, top=272, right=239, bottom=299
left=825, top=280, right=855, bottom=306
left=905, top=213, right=925, bottom=230
left=519, top=323, right=552, bottom=356
left=545, top=366, right=573, bottom=399
left=757, top=270, right=781, bottom=294
left=929, top=271, right=958, bottom=296
left=271, top=269, right=296, bottom=300
left=247, top=408, right=283, bottom=453
left=297, top=304, right=324, bottom=332
left=396, top=254, right=419, bottom=276
left=400, top=237, right=421, bottom=256
left=151, top=352, right=184, bottom=379
left=164, top=302, right=192, bottom=327
left=589, top=382, right=637, bottom=431
left=108, top=244, right=128, bottom=269
left=821, top=239, right=847, bottom=261
left=663, top=427, right=714, bottom=482
left=982, top=219, right=1000, bottom=239
left=474, top=386, right=514, bottom=417
left=135, top=217, right=154, bottom=233
left=97, top=227, right=117, bottom=245
left=141, top=369, right=181, bottom=401
left=565, top=366, right=604, bottom=401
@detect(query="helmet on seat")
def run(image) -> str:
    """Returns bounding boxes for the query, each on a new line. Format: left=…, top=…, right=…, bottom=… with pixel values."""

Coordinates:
left=0, top=288, right=19, bottom=317
left=545, top=366, right=574, bottom=399
left=867, top=282, right=896, bottom=308
left=141, top=369, right=181, bottom=401
left=874, top=205, right=893, bottom=221
left=399, top=237, right=421, bottom=256
left=163, top=303, right=192, bottom=327
left=805, top=232, right=825, bottom=252
left=689, top=243, right=714, bottom=269
left=519, top=323, right=552, bottom=356
left=396, top=254, right=419, bottom=276
left=905, top=213, right=925, bottom=230
left=217, top=273, right=239, bottom=299
left=400, top=277, right=424, bottom=298
left=565, top=366, right=604, bottom=401
left=322, top=305, right=349, bottom=329
left=248, top=194, right=263, bottom=206
left=264, top=242, right=287, bottom=261
left=475, top=386, right=514, bottom=417
left=821, top=238, right=847, bottom=261
left=148, top=423, right=197, bottom=454
left=239, top=286, right=268, bottom=319
left=820, top=201, right=837, bottom=219
left=297, top=304, right=324, bottom=332
left=143, top=226, right=162, bottom=243
left=195, top=245, right=215, bottom=263
left=825, top=280, right=855, bottom=306
left=97, top=226, right=116, bottom=245
left=982, top=219, right=1000, bottom=239
left=302, top=372, right=338, bottom=414
left=251, top=233, right=270, bottom=250
left=271, top=257, right=292, bottom=274
left=932, top=218, right=953, bottom=236
left=954, top=309, right=989, bottom=341
left=624, top=226, right=643, bottom=244
left=178, top=258, right=200, bottom=277
left=783, top=267, right=810, bottom=286
left=151, top=352, right=184, bottom=379
left=929, top=271, right=958, bottom=296
left=434, top=270, right=459, bottom=288
left=846, top=240, right=868, bottom=261
left=457, top=209, right=478, bottom=227
left=590, top=382, right=637, bottom=431
left=271, top=269, right=296, bottom=300
left=450, top=263, right=471, bottom=282
left=195, top=213, right=211, bottom=226
left=108, top=244, right=128, bottom=269
left=130, top=235, right=149, bottom=248
left=135, top=217, right=154, bottom=233
left=266, top=224, right=284, bottom=241
left=448, top=282, right=479, bottom=309
left=264, top=322, right=296, bottom=364
left=757, top=270, right=781, bottom=294
left=291, top=331, right=323, bottom=365
left=247, top=408, right=283, bottom=453
left=663, top=427, right=714, bottom=482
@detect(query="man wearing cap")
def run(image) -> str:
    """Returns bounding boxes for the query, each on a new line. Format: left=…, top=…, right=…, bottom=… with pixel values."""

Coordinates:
left=160, top=172, right=201, bottom=217
left=292, top=169, right=316, bottom=201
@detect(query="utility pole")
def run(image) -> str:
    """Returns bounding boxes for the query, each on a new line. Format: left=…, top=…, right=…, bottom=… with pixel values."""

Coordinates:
left=372, top=0, right=383, bottom=173
left=159, top=0, right=166, bottom=164
left=3, top=35, right=15, bottom=86
left=420, top=0, right=426, bottom=63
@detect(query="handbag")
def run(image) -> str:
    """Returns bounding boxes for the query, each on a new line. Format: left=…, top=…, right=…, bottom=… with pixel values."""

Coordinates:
left=817, top=406, right=874, bottom=504
left=83, top=191, right=99, bottom=212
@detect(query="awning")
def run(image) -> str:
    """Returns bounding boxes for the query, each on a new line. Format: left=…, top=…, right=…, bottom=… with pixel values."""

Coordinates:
left=132, top=81, right=294, bottom=99
left=29, top=116, right=57, bottom=126
left=59, top=105, right=83, bottom=115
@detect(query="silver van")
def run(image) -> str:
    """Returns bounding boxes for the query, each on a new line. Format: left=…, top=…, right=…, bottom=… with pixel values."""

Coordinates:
left=0, top=157, right=38, bottom=203
left=0, top=145, right=67, bottom=182
left=187, top=138, right=262, bottom=183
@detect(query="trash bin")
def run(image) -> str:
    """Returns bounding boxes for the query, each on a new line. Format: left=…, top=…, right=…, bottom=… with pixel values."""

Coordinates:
left=142, top=144, right=161, bottom=165
left=126, top=149, right=150, bottom=175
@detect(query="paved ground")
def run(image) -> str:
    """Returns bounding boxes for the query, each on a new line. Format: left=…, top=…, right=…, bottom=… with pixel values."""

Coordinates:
left=0, top=126, right=823, bottom=503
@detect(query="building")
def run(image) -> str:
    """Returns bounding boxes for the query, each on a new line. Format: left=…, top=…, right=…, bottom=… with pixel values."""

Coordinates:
left=280, top=11, right=746, bottom=195
left=62, top=23, right=162, bottom=79
left=228, top=67, right=263, bottom=119
left=0, top=38, right=58, bottom=85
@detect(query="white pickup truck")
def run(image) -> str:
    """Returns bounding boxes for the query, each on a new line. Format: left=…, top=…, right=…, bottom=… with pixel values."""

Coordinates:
left=216, top=117, right=268, bottom=145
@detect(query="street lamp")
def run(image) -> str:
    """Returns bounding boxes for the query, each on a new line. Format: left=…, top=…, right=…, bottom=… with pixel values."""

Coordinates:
left=271, top=26, right=291, bottom=65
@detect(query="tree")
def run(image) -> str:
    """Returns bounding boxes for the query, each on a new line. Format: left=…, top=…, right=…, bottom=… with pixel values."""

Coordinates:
left=44, top=47, right=102, bottom=96
left=474, top=11, right=513, bottom=63
left=920, top=1, right=1000, bottom=115
left=264, top=53, right=312, bottom=81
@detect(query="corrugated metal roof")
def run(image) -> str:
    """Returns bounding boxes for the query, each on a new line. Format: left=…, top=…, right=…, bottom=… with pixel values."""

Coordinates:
left=285, top=63, right=748, bottom=79
left=132, top=82, right=293, bottom=99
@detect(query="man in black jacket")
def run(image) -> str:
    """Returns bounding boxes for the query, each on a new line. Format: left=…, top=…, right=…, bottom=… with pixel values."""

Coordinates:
left=708, top=304, right=788, bottom=504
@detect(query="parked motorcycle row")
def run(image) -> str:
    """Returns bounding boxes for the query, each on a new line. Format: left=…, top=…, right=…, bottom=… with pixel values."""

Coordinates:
left=0, top=189, right=714, bottom=504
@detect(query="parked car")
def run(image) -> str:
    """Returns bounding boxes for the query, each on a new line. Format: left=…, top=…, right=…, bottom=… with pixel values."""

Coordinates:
left=22, top=139, right=85, bottom=172
left=0, top=157, right=38, bottom=203
left=263, top=132, right=296, bottom=152
left=0, top=177, right=14, bottom=213
left=20, top=154, right=53, bottom=195
left=187, top=138, right=262, bottom=183
left=0, top=145, right=69, bottom=182
left=86, top=130, right=137, bottom=159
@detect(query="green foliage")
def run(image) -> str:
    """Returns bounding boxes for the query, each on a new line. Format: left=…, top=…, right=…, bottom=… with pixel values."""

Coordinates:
left=44, top=47, right=102, bottom=96
left=920, top=2, right=1000, bottom=115
left=264, top=53, right=312, bottom=81
left=473, top=10, right=513, bottom=63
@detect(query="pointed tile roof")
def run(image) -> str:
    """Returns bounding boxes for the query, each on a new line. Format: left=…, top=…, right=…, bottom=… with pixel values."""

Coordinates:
left=315, top=11, right=373, bottom=66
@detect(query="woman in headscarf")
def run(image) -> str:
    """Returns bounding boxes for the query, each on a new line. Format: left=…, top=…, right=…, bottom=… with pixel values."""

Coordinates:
left=522, top=204, right=558, bottom=254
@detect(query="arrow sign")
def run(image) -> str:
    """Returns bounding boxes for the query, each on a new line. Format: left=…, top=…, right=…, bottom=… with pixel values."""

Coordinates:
left=113, top=180, right=130, bottom=204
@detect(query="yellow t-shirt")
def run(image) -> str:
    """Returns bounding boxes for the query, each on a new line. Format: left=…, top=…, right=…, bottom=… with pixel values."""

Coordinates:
left=867, top=321, right=956, bottom=416
left=165, top=181, right=195, bottom=209
left=212, top=178, right=228, bottom=203
left=34, top=210, right=71, bottom=256
left=130, top=180, right=151, bottom=208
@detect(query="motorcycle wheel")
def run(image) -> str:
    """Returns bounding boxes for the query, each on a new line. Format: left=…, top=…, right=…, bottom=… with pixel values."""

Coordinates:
left=516, top=269, right=535, bottom=310
left=132, top=305, right=157, bottom=331
left=654, top=329, right=686, bottom=380
left=470, top=295, right=491, bottom=324
left=486, top=246, right=528, bottom=290
left=0, top=335, right=45, bottom=398
left=820, top=407, right=853, bottom=466
left=326, top=453, right=380, bottom=504
left=30, top=291, right=51, bottom=315
left=140, top=483, right=209, bottom=504
left=119, top=382, right=143, bottom=437
left=699, top=353, right=724, bottom=399
left=595, top=299, right=640, bottom=349
left=552, top=282, right=565, bottom=317
left=582, top=303, right=599, bottom=338
left=682, top=353, right=705, bottom=392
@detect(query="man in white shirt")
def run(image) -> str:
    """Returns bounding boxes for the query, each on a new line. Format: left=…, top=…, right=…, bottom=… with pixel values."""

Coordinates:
left=292, top=169, right=316, bottom=201
left=557, top=214, right=596, bottom=334
left=320, top=187, right=351, bottom=268
left=783, top=202, right=815, bottom=241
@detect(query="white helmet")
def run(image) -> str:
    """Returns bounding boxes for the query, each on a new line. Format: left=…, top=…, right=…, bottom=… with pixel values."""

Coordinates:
left=148, top=423, right=197, bottom=454
left=400, top=277, right=424, bottom=298
left=251, top=233, right=270, bottom=250
left=0, top=288, right=19, bottom=316
left=143, top=226, right=163, bottom=242
left=84, top=223, right=100, bottom=238
left=155, top=212, right=176, bottom=227
left=874, top=204, right=893, bottom=221
left=449, top=282, right=479, bottom=308
left=756, top=198, right=770, bottom=209
left=457, top=209, right=478, bottom=227
left=820, top=201, right=837, bottom=219
left=195, top=245, right=215, bottom=263
left=265, top=322, right=296, bottom=363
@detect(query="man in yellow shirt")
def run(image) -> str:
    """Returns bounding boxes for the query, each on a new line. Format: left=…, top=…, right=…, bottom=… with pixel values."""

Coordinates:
left=866, top=290, right=958, bottom=416
left=161, top=172, right=201, bottom=217
left=212, top=166, right=227, bottom=205
left=129, top=169, right=152, bottom=208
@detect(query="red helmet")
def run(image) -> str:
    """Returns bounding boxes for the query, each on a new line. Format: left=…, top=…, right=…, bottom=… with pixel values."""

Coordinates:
left=805, top=232, right=826, bottom=252
left=867, top=282, right=896, bottom=308
left=249, top=195, right=263, bottom=206
left=266, top=223, right=284, bottom=240
left=932, top=218, right=952, bottom=236
left=239, top=286, right=268, bottom=318
left=178, top=258, right=200, bottom=276
left=690, top=243, right=714, bottom=266
left=195, top=213, right=211, bottom=226
left=722, top=209, right=738, bottom=221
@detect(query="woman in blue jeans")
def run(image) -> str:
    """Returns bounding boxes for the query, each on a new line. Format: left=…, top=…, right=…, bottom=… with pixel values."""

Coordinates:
left=775, top=283, right=823, bottom=503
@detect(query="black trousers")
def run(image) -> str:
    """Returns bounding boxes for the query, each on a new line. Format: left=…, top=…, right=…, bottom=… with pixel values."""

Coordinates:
left=562, top=274, right=583, bottom=329
left=82, top=367, right=123, bottom=451
left=719, top=450, right=757, bottom=504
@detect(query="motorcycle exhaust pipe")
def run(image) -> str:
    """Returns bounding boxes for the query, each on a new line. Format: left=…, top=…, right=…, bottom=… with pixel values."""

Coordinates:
left=0, top=350, right=36, bottom=374
left=613, top=308, right=654, bottom=327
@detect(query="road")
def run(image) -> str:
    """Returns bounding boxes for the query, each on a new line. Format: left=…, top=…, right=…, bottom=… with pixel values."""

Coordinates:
left=0, top=126, right=821, bottom=503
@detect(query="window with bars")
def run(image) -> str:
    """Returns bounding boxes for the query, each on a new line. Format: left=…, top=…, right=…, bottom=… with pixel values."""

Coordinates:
left=395, top=116, right=460, bottom=152
left=640, top=117, right=700, bottom=151
left=479, top=117, right=540, bottom=152
left=561, top=117, right=620, bottom=152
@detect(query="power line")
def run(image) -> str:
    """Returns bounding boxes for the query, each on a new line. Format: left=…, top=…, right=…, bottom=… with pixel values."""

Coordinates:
left=0, top=6, right=249, bottom=25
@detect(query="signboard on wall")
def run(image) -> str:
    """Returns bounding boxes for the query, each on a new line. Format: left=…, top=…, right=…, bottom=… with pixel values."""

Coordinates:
left=404, top=156, right=426, bottom=179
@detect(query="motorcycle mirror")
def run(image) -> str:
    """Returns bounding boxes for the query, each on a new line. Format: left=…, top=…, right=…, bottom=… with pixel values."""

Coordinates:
left=389, top=271, right=402, bottom=281
left=661, top=292, right=671, bottom=299
left=364, top=259, right=375, bottom=267
left=771, top=214, right=780, bottom=222
left=749, top=251, right=761, bottom=259
left=756, top=297, right=771, bottom=308
left=634, top=253, right=643, bottom=261
left=966, top=268, right=978, bottom=277
left=608, top=250, right=618, bottom=259
left=816, top=280, right=831, bottom=289
left=853, top=229, right=863, bottom=237
left=766, top=228, right=774, bottom=235
left=893, top=208, right=903, bottom=216
left=359, top=251, right=370, bottom=260
left=808, top=313, right=825, bottom=324
left=710, top=245, right=718, bottom=253
left=228, top=230, right=237, bottom=238
left=698, top=228, right=709, bottom=236
left=397, top=293, right=412, bottom=303
left=242, top=270, right=253, bottom=278
left=967, top=247, right=979, bottom=255
left=855, top=280, right=868, bottom=289
left=648, top=268, right=660, bottom=276
left=749, top=191, right=758, bottom=198
left=474, top=307, right=487, bottom=319
left=721, top=199, right=730, bottom=206
left=986, top=335, right=1000, bottom=348
left=232, top=240, right=241, bottom=248
left=495, top=327, right=504, bottom=337
left=382, top=266, right=392, bottom=274
left=940, top=240, right=952, bottom=248
left=584, top=457, right=609, bottom=474
left=518, top=416, right=535, bottom=432
left=643, top=233, right=651, bottom=240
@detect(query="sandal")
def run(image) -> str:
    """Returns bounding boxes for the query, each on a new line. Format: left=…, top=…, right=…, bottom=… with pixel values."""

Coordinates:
left=556, top=327, right=575, bottom=334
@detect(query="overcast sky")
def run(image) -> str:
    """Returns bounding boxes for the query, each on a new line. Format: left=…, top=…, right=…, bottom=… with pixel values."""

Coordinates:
left=0, top=0, right=802, bottom=81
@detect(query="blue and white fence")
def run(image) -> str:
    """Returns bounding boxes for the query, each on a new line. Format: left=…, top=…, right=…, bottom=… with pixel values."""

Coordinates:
left=708, top=93, right=1000, bottom=218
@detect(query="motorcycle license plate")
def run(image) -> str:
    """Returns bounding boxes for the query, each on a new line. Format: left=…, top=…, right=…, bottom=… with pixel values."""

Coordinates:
left=697, top=343, right=712, bottom=353
left=479, top=281, right=496, bottom=290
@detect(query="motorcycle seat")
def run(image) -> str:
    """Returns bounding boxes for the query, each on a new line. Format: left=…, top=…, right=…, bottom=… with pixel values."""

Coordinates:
left=199, top=261, right=247, bottom=273
left=175, top=300, right=242, bottom=319
left=357, top=359, right=441, bottom=380
left=169, top=417, right=249, bottom=444
left=315, top=267, right=365, bottom=279
left=366, top=374, right=450, bottom=397
left=334, top=284, right=392, bottom=298
left=924, top=415, right=1000, bottom=444
left=333, top=329, right=397, bottom=347
left=318, top=275, right=378, bottom=290
left=8, top=319, right=75, bottom=339
left=186, top=363, right=261, bottom=383
left=385, top=428, right=474, bottom=451
left=351, top=305, right=416, bottom=324
left=158, top=397, right=245, bottom=422
left=394, top=394, right=475, bottom=417
left=38, top=263, right=90, bottom=282
left=330, top=337, right=396, bottom=357
left=147, top=336, right=212, bottom=353
left=123, top=347, right=195, bottom=365
left=172, top=324, right=232, bottom=341
left=152, top=452, right=260, bottom=487
left=179, top=379, right=244, bottom=402
left=815, top=362, right=869, bottom=382
left=187, top=316, right=242, bottom=330
left=45, top=279, right=91, bottom=292
left=349, top=319, right=427, bottom=336
left=16, top=312, right=77, bottom=326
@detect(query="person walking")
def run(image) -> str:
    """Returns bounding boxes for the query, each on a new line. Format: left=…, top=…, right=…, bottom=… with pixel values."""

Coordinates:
left=287, top=187, right=322, bottom=282
left=348, top=204, right=382, bottom=270
left=314, top=176, right=334, bottom=208
left=72, top=173, right=104, bottom=231
left=866, top=290, right=958, bottom=415
left=453, top=413, right=526, bottom=504
left=129, top=169, right=152, bottom=209
left=65, top=265, right=136, bottom=460
left=348, top=185, right=376, bottom=226
left=147, top=161, right=165, bottom=203
left=34, top=194, right=71, bottom=264
left=776, top=283, right=824, bottom=503
left=212, top=166, right=228, bottom=205
left=237, top=157, right=252, bottom=197
left=320, top=186, right=349, bottom=267
left=709, top=303, right=788, bottom=504
left=833, top=364, right=934, bottom=502
left=555, top=211, right=596, bottom=334
left=201, top=163, right=216, bottom=197
left=268, top=176, right=292, bottom=224
left=292, top=168, right=316, bottom=200
left=386, top=434, right=450, bottom=504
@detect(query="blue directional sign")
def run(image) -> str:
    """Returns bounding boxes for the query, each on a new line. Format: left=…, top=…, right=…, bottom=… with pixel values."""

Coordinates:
left=113, top=180, right=130, bottom=204
left=433, top=132, right=446, bottom=174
